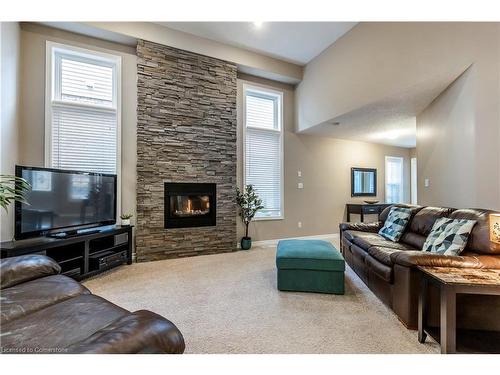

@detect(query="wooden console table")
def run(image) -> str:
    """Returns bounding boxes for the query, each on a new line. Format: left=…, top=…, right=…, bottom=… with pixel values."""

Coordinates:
left=418, top=266, right=500, bottom=354
left=346, top=203, right=390, bottom=222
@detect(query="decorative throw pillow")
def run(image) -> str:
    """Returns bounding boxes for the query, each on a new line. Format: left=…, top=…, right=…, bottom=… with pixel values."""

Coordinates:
left=423, top=218, right=477, bottom=256
left=378, top=207, right=412, bottom=242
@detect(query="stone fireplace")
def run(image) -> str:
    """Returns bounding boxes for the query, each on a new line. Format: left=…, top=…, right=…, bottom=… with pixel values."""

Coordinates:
left=164, top=183, right=216, bottom=229
left=135, top=40, right=237, bottom=262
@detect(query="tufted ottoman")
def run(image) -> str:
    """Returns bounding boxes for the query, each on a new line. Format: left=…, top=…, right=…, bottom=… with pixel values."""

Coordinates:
left=276, top=239, right=345, bottom=294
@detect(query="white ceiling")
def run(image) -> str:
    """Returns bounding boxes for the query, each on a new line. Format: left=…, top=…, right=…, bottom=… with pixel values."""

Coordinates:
left=38, top=22, right=459, bottom=149
left=157, top=22, right=357, bottom=65
left=301, top=72, right=464, bottom=148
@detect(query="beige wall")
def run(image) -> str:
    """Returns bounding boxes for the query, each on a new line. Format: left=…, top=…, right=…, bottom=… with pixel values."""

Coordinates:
left=417, top=68, right=484, bottom=208
left=0, top=22, right=21, bottom=241
left=237, top=75, right=411, bottom=242
left=416, top=49, right=500, bottom=210
left=296, top=23, right=497, bottom=131
left=297, top=22, right=500, bottom=211
left=8, top=23, right=138, bottom=240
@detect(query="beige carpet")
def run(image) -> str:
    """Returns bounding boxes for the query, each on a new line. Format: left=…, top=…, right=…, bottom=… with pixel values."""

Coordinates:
left=84, top=238, right=439, bottom=354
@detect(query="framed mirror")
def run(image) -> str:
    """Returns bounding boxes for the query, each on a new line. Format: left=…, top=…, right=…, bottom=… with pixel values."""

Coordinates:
left=351, top=167, right=377, bottom=197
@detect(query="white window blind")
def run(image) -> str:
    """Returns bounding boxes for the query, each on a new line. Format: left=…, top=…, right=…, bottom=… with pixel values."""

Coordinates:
left=47, top=44, right=119, bottom=174
left=385, top=156, right=404, bottom=204
left=244, top=87, right=283, bottom=219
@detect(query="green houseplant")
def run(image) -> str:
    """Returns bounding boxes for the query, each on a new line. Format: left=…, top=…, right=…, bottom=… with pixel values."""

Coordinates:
left=0, top=175, right=31, bottom=213
left=120, top=213, right=133, bottom=226
left=236, top=185, right=264, bottom=250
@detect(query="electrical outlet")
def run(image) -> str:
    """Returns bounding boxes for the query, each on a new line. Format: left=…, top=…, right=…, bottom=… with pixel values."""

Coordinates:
left=298, top=182, right=304, bottom=189
left=298, top=221, right=302, bottom=228
left=297, top=170, right=302, bottom=177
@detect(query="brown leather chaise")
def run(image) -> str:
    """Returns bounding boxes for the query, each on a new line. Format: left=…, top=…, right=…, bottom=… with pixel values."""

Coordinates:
left=339, top=205, right=500, bottom=330
left=0, top=254, right=185, bottom=354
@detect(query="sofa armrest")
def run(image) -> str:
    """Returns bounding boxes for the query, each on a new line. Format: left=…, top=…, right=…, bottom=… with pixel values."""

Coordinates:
left=339, top=222, right=381, bottom=233
left=390, top=251, right=500, bottom=269
left=66, top=310, right=185, bottom=354
left=0, top=254, right=61, bottom=289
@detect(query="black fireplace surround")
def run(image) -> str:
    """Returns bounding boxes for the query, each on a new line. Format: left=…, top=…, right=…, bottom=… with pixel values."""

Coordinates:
left=164, top=183, right=216, bottom=228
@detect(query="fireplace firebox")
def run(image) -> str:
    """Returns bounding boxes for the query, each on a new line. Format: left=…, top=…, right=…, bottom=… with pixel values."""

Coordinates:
left=164, top=183, right=216, bottom=228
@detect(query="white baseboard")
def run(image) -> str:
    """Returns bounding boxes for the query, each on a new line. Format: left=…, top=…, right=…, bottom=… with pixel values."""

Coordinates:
left=251, top=233, right=339, bottom=247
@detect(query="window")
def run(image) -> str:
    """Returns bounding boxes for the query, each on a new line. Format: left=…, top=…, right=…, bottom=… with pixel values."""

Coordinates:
left=385, top=156, right=404, bottom=204
left=45, top=42, right=121, bottom=175
left=70, top=175, right=91, bottom=200
left=411, top=157, right=417, bottom=204
left=31, top=170, right=52, bottom=192
left=243, top=85, right=283, bottom=219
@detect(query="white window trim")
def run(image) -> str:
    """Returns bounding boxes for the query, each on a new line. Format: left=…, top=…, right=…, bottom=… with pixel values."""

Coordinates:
left=242, top=83, right=284, bottom=221
left=385, top=156, right=404, bottom=204
left=44, top=41, right=122, bottom=221
left=411, top=157, right=417, bottom=205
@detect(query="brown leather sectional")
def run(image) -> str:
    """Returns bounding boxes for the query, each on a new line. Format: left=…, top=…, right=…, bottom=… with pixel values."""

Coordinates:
left=340, top=205, right=500, bottom=330
left=0, top=254, right=185, bottom=354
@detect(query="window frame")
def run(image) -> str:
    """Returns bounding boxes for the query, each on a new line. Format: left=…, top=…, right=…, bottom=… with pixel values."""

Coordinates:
left=384, top=155, right=404, bottom=204
left=242, top=83, right=284, bottom=221
left=45, top=41, right=122, bottom=220
left=410, top=157, right=417, bottom=205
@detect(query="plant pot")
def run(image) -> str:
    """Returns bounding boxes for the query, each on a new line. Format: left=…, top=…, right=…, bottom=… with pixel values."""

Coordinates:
left=121, top=219, right=131, bottom=226
left=240, top=237, right=252, bottom=250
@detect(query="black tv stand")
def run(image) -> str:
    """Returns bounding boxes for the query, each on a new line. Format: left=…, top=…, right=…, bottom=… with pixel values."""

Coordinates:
left=0, top=225, right=133, bottom=280
left=48, top=228, right=101, bottom=239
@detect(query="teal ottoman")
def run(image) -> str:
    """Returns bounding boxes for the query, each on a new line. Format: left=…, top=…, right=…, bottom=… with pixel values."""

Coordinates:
left=276, top=239, right=345, bottom=294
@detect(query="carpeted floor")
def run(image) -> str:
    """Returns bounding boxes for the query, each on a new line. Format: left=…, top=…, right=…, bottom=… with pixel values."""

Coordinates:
left=83, top=237, right=439, bottom=354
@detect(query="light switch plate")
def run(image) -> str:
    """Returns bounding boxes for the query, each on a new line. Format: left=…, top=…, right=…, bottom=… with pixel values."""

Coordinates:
left=424, top=178, right=430, bottom=187
left=297, top=171, right=302, bottom=177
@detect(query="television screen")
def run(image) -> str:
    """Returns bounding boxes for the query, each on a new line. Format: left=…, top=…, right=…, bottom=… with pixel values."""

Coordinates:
left=15, top=166, right=117, bottom=239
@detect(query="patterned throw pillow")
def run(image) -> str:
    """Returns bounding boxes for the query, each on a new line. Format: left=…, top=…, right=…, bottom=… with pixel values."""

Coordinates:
left=423, top=218, right=477, bottom=256
left=378, top=207, right=412, bottom=242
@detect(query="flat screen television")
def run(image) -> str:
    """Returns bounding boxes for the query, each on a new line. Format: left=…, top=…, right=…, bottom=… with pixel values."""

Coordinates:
left=15, top=166, right=117, bottom=239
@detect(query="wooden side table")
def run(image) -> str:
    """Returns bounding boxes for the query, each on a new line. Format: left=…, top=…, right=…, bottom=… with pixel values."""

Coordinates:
left=418, top=266, right=500, bottom=354
left=346, top=203, right=390, bottom=222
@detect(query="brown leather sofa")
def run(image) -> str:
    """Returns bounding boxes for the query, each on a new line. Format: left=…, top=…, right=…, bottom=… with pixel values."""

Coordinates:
left=340, top=205, right=500, bottom=330
left=0, top=254, right=185, bottom=354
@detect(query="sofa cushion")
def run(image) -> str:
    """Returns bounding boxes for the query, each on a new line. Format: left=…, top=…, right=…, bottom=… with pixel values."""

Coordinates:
left=0, top=255, right=61, bottom=289
left=423, top=218, right=477, bottom=256
left=408, top=206, right=455, bottom=236
left=366, top=246, right=401, bottom=266
left=365, top=254, right=393, bottom=282
left=0, top=294, right=129, bottom=352
left=450, top=209, right=500, bottom=255
left=343, top=230, right=363, bottom=243
left=339, top=222, right=381, bottom=233
left=399, top=232, right=426, bottom=250
left=379, top=207, right=412, bottom=242
left=1, top=274, right=90, bottom=324
left=379, top=204, right=423, bottom=223
left=351, top=232, right=417, bottom=251
left=65, top=310, right=186, bottom=354
left=391, top=250, right=500, bottom=269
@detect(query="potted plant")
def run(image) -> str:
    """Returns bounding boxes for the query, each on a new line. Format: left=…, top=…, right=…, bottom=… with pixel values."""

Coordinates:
left=0, top=174, right=31, bottom=213
left=236, top=185, right=264, bottom=250
left=120, top=213, right=133, bottom=226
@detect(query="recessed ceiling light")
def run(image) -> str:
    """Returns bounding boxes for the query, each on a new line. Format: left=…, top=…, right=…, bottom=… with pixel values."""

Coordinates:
left=253, top=21, right=263, bottom=29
